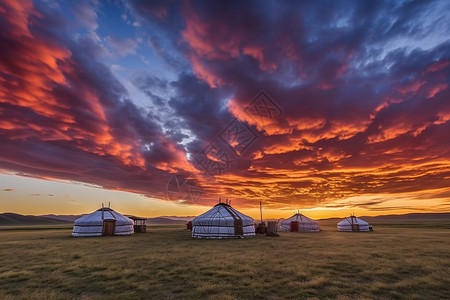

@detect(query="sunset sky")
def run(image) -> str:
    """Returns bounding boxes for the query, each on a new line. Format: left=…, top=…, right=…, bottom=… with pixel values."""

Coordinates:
left=1, top=0, right=450, bottom=219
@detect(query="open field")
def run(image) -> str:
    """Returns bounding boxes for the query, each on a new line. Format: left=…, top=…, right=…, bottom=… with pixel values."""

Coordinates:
left=0, top=224, right=449, bottom=300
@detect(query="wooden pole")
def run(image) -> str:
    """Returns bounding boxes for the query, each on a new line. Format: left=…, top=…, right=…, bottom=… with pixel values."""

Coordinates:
left=260, top=201, right=263, bottom=223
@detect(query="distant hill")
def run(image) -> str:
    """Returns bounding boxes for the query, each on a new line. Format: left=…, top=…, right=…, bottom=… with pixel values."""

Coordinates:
left=40, top=214, right=84, bottom=222
left=361, top=212, right=450, bottom=222
left=0, top=213, right=71, bottom=226
left=318, top=212, right=450, bottom=224
left=158, top=216, right=195, bottom=222
left=0, top=213, right=188, bottom=226
left=1, top=212, right=448, bottom=226
left=147, top=217, right=188, bottom=225
left=124, top=215, right=188, bottom=225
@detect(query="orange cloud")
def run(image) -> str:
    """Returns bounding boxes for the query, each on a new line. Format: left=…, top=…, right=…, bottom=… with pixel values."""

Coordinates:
left=0, top=0, right=150, bottom=169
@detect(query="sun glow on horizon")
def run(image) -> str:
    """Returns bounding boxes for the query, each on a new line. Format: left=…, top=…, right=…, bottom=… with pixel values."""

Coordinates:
left=0, top=0, right=449, bottom=219
left=1, top=173, right=448, bottom=220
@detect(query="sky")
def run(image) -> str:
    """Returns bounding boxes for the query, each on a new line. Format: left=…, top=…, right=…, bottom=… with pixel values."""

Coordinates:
left=1, top=0, right=450, bottom=219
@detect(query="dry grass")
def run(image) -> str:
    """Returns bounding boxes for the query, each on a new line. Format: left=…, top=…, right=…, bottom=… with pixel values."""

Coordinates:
left=0, top=224, right=449, bottom=299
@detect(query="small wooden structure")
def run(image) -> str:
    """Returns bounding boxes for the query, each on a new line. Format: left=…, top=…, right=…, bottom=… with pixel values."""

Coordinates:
left=266, top=221, right=279, bottom=237
left=129, top=216, right=147, bottom=233
left=256, top=222, right=267, bottom=234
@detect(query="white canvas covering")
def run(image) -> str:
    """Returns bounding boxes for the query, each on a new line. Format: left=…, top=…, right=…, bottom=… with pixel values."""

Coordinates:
left=279, top=213, right=320, bottom=232
left=192, top=203, right=255, bottom=239
left=337, top=215, right=370, bottom=232
left=72, top=208, right=134, bottom=237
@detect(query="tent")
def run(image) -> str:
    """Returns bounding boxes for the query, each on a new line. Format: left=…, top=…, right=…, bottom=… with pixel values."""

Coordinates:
left=192, top=203, right=255, bottom=238
left=279, top=213, right=320, bottom=232
left=337, top=215, right=370, bottom=232
left=72, top=207, right=134, bottom=237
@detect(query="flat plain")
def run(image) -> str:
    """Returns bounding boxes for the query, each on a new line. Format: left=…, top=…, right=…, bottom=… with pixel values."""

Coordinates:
left=0, top=222, right=449, bottom=300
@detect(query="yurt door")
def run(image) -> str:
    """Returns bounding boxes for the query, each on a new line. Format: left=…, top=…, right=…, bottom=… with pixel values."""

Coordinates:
left=234, top=219, right=243, bottom=236
left=352, top=224, right=359, bottom=232
left=103, top=220, right=116, bottom=236
left=290, top=221, right=299, bottom=232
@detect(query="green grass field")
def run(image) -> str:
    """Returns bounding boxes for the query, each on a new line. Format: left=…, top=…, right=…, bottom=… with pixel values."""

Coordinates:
left=0, top=224, right=449, bottom=300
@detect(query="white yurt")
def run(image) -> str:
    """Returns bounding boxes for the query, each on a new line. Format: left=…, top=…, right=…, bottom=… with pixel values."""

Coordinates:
left=337, top=215, right=370, bottom=232
left=192, top=202, right=255, bottom=239
left=279, top=213, right=320, bottom=232
left=72, top=207, right=134, bottom=237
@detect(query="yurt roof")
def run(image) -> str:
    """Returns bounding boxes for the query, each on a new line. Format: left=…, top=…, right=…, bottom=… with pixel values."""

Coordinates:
left=74, top=208, right=133, bottom=226
left=96, top=207, right=113, bottom=211
left=283, top=213, right=318, bottom=223
left=192, top=203, right=253, bottom=225
left=337, top=216, right=369, bottom=226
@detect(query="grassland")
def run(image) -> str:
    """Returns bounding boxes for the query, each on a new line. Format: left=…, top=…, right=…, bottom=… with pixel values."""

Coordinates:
left=0, top=223, right=449, bottom=300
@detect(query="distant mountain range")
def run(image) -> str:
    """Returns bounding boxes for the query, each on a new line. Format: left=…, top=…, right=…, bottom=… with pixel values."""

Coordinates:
left=0, top=212, right=190, bottom=226
left=0, top=213, right=70, bottom=226
left=318, top=212, right=450, bottom=223
left=40, top=214, right=84, bottom=222
left=158, top=216, right=195, bottom=222
left=0, top=212, right=448, bottom=226
left=144, top=217, right=189, bottom=225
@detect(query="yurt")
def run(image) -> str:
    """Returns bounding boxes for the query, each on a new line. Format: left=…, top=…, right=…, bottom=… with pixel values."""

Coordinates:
left=279, top=213, right=320, bottom=232
left=72, top=207, right=134, bottom=237
left=337, top=215, right=370, bottom=232
left=192, top=202, right=255, bottom=239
